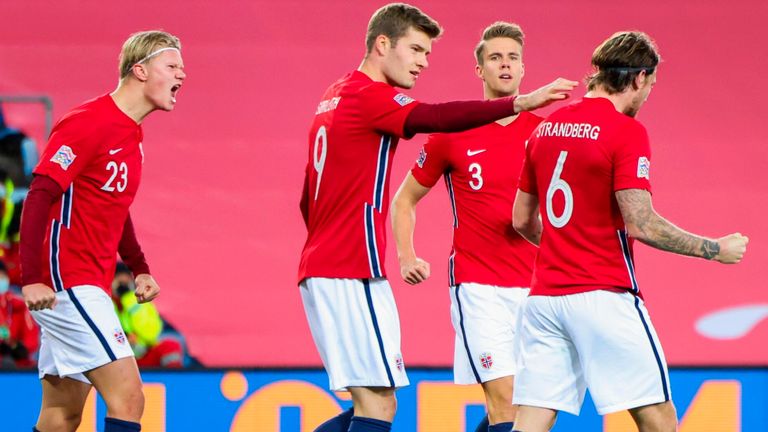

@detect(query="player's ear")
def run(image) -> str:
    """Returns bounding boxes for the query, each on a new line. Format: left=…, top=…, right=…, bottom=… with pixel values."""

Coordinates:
left=131, top=64, right=149, bottom=82
left=475, top=63, right=484, bottom=80
left=633, top=70, right=647, bottom=90
left=374, top=34, right=390, bottom=56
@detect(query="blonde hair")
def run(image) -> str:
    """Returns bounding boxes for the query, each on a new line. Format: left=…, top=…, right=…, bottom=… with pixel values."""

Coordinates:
left=119, top=30, right=181, bottom=79
left=475, top=22, right=524, bottom=65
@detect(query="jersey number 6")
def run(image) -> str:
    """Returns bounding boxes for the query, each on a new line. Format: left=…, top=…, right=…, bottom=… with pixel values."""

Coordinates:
left=545, top=151, right=573, bottom=228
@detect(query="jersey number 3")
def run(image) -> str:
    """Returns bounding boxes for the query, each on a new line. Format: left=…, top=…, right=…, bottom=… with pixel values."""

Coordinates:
left=101, top=161, right=128, bottom=192
left=545, top=151, right=573, bottom=228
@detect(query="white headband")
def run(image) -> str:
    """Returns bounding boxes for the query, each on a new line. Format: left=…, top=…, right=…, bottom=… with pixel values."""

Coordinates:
left=133, top=47, right=180, bottom=67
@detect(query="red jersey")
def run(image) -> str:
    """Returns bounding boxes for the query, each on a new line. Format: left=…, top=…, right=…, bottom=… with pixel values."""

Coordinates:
left=519, top=97, right=652, bottom=296
left=411, top=112, right=542, bottom=287
left=34, top=94, right=144, bottom=293
left=299, top=71, right=420, bottom=281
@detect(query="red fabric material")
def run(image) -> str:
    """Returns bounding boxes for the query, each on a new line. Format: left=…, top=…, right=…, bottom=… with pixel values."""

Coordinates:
left=119, top=214, right=150, bottom=276
left=403, top=96, right=517, bottom=137
left=519, top=97, right=651, bottom=296
left=410, top=112, right=542, bottom=287
left=19, top=175, right=62, bottom=287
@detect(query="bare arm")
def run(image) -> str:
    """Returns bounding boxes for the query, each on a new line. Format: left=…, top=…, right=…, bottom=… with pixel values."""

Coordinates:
left=616, top=189, right=748, bottom=263
left=391, top=173, right=432, bottom=284
left=513, top=190, right=542, bottom=246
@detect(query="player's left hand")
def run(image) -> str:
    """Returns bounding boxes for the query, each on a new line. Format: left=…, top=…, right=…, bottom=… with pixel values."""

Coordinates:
left=134, top=273, right=160, bottom=303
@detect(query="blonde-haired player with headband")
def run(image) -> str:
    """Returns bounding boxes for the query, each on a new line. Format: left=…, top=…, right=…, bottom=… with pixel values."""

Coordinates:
left=20, top=30, right=185, bottom=432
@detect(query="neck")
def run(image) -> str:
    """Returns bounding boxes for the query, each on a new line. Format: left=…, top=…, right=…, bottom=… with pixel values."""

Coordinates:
left=485, top=86, right=519, bottom=125
left=110, top=80, right=153, bottom=124
left=584, top=87, right=631, bottom=114
left=358, top=57, right=388, bottom=84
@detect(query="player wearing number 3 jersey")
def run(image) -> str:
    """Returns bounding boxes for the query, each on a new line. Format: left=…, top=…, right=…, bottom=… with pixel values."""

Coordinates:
left=20, top=31, right=185, bottom=432
left=511, top=31, right=748, bottom=432
left=392, top=22, right=541, bottom=432
left=298, top=4, right=576, bottom=432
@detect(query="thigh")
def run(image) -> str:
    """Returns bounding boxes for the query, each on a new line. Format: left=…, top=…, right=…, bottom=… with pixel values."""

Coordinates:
left=566, top=291, right=671, bottom=415
left=85, top=356, right=142, bottom=405
left=450, top=284, right=526, bottom=385
left=300, top=277, right=408, bottom=391
left=512, top=295, right=586, bottom=416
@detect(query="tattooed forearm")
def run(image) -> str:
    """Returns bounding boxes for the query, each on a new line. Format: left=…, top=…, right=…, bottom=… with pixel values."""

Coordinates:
left=616, top=189, right=718, bottom=259
left=700, top=240, right=720, bottom=260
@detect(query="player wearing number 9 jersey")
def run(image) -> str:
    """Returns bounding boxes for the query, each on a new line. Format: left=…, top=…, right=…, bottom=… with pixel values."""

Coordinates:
left=511, top=32, right=748, bottom=432
left=20, top=31, right=185, bottom=432
left=298, top=4, right=577, bottom=432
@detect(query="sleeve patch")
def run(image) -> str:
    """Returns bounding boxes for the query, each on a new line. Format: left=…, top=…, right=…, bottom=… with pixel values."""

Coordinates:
left=50, top=145, right=77, bottom=171
left=637, top=156, right=650, bottom=179
left=393, top=93, right=415, bottom=106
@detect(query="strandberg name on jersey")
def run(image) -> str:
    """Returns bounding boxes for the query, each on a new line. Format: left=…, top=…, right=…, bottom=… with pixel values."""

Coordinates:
left=536, top=121, right=601, bottom=140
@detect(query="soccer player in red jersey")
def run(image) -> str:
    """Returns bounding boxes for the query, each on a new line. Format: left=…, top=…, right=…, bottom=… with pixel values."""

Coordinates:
left=299, top=4, right=576, bottom=432
left=20, top=31, right=185, bottom=432
left=391, top=22, right=540, bottom=432
left=511, top=32, right=748, bottom=432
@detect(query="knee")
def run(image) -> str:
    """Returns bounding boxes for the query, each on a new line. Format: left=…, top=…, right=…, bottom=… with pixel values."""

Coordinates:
left=105, top=385, right=145, bottom=420
left=38, top=408, right=83, bottom=432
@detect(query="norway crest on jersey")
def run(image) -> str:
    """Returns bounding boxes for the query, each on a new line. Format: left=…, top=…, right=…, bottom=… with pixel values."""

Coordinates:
left=395, top=353, right=405, bottom=371
left=114, top=328, right=127, bottom=345
left=479, top=352, right=493, bottom=369
left=50, top=145, right=77, bottom=171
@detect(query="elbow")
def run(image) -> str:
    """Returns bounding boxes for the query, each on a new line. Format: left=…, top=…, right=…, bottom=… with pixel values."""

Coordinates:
left=624, top=222, right=647, bottom=242
left=512, top=215, right=531, bottom=237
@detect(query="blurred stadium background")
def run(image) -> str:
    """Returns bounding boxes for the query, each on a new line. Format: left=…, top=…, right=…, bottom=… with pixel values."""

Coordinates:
left=1, top=0, right=766, bottom=430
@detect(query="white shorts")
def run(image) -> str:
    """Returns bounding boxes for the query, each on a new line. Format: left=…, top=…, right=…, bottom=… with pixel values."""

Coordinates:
left=450, top=283, right=529, bottom=384
left=513, top=290, right=671, bottom=415
left=300, top=277, right=409, bottom=391
left=31, top=285, right=134, bottom=384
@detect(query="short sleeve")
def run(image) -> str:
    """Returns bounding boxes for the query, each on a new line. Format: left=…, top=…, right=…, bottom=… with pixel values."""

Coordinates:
left=411, top=133, right=450, bottom=188
left=518, top=136, right=538, bottom=195
left=34, top=114, right=100, bottom=191
left=613, top=121, right=652, bottom=193
left=358, top=83, right=420, bottom=138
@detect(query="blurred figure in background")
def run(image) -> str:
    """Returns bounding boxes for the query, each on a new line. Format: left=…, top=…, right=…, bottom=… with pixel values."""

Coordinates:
left=113, top=262, right=184, bottom=368
left=0, top=260, right=39, bottom=368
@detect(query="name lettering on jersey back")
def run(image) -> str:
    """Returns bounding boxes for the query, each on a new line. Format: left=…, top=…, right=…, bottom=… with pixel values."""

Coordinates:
left=316, top=97, right=341, bottom=115
left=537, top=122, right=601, bottom=140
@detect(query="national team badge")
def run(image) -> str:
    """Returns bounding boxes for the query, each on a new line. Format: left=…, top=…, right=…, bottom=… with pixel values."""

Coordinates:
left=417, top=148, right=427, bottom=168
left=637, top=156, right=650, bottom=180
left=395, top=354, right=405, bottom=371
left=480, top=352, right=493, bottom=369
left=393, top=93, right=415, bottom=106
left=114, top=328, right=126, bottom=345
left=50, top=145, right=77, bottom=171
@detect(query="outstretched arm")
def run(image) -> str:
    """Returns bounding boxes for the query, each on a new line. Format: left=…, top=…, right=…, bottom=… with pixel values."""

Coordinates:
left=615, top=189, right=748, bottom=263
left=404, top=78, right=577, bottom=136
left=391, top=173, right=432, bottom=285
left=513, top=190, right=542, bottom=246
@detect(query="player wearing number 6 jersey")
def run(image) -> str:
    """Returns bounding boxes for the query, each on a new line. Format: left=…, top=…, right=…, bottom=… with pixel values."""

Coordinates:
left=299, top=4, right=576, bottom=432
left=20, top=31, right=185, bottom=432
left=391, top=22, right=540, bottom=432
left=511, top=31, right=748, bottom=432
